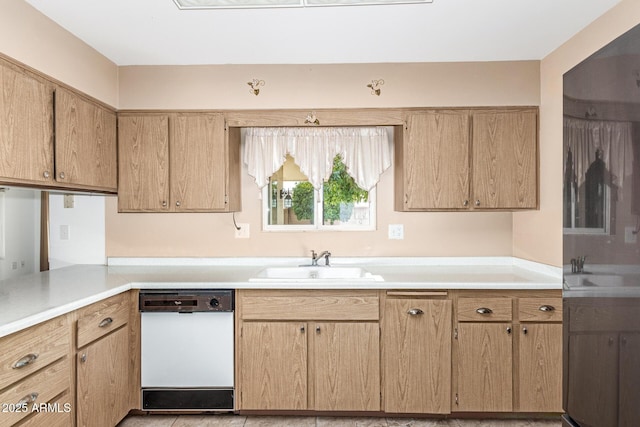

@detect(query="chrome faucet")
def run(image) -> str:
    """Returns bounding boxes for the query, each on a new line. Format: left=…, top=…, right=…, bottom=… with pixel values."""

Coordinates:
left=311, top=250, right=331, bottom=266
left=571, top=256, right=587, bottom=273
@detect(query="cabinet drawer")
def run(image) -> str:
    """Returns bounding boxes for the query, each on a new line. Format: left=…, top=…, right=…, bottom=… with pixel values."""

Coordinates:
left=518, top=298, right=562, bottom=322
left=15, top=391, right=72, bottom=427
left=0, top=315, right=69, bottom=390
left=0, top=358, right=70, bottom=427
left=77, top=292, right=129, bottom=348
left=457, top=298, right=512, bottom=322
left=241, top=292, right=379, bottom=321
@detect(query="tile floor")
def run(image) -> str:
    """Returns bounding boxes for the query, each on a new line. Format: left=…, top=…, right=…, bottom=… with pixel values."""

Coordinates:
left=117, top=414, right=562, bottom=427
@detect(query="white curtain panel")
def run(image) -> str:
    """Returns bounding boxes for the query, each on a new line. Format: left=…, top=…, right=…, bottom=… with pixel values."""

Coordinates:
left=563, top=117, right=633, bottom=190
left=243, top=127, right=391, bottom=190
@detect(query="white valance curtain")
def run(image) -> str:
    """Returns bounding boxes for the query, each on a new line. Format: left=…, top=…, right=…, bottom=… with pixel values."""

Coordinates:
left=563, top=117, right=633, bottom=190
left=243, top=127, right=391, bottom=191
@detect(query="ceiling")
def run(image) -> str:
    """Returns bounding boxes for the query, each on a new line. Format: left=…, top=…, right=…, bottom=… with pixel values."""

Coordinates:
left=25, top=0, right=623, bottom=66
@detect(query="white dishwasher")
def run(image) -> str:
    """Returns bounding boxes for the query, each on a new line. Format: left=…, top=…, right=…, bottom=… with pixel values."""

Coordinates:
left=139, top=290, right=234, bottom=411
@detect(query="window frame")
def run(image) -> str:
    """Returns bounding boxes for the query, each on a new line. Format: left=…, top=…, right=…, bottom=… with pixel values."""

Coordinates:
left=262, top=184, right=377, bottom=232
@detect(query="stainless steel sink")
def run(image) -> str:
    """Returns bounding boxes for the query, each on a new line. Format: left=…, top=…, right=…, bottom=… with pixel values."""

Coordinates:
left=249, top=266, right=384, bottom=282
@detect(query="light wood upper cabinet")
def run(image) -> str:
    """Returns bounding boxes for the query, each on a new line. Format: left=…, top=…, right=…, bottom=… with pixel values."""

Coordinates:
left=471, top=109, right=538, bottom=209
left=239, top=321, right=308, bottom=410
left=118, top=115, right=170, bottom=212
left=54, top=87, right=117, bottom=191
left=118, top=113, right=241, bottom=212
left=396, top=111, right=470, bottom=210
left=0, top=62, right=54, bottom=185
left=170, top=113, right=228, bottom=211
left=314, top=322, right=380, bottom=412
left=383, top=298, right=452, bottom=414
left=396, top=107, right=538, bottom=211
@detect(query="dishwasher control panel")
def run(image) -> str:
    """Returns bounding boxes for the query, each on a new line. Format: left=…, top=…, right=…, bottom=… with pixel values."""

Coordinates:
left=139, top=290, right=234, bottom=313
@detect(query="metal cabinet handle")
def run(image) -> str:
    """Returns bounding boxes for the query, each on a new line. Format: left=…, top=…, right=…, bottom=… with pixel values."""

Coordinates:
left=475, top=200, right=481, bottom=207
left=539, top=305, right=555, bottom=312
left=161, top=201, right=167, bottom=207
left=506, top=327, right=512, bottom=334
left=98, top=317, right=113, bottom=328
left=407, top=308, right=424, bottom=316
left=12, top=353, right=39, bottom=369
left=59, top=172, right=65, bottom=179
left=43, top=171, right=50, bottom=179
left=80, top=353, right=87, bottom=363
left=476, top=307, right=493, bottom=315
left=463, top=200, right=469, bottom=207
left=176, top=201, right=181, bottom=207
left=523, top=327, right=528, bottom=335
left=300, top=326, right=305, bottom=333
left=316, top=326, right=321, bottom=334
left=17, top=392, right=38, bottom=407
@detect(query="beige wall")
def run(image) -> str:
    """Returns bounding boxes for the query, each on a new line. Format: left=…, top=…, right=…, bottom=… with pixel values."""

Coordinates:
left=107, top=61, right=539, bottom=257
left=0, top=0, right=118, bottom=106
left=513, top=0, right=640, bottom=267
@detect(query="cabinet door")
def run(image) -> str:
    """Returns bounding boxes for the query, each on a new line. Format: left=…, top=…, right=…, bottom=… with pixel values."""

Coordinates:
left=170, top=113, right=227, bottom=211
left=619, top=333, right=640, bottom=427
left=457, top=323, right=513, bottom=411
left=118, top=115, right=170, bottom=212
left=518, top=323, right=562, bottom=412
left=566, top=333, right=618, bottom=427
left=384, top=299, right=452, bottom=414
left=54, top=88, right=117, bottom=191
left=402, top=111, right=470, bottom=210
left=0, top=63, right=54, bottom=184
left=472, top=109, right=537, bottom=209
left=76, top=326, right=129, bottom=427
left=240, top=322, right=307, bottom=410
left=313, top=322, right=380, bottom=411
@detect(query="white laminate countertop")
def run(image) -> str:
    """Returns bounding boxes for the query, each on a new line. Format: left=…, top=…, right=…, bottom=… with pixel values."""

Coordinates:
left=0, top=257, right=561, bottom=339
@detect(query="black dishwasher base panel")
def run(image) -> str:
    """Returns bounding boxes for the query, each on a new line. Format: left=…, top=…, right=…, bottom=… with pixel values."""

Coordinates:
left=142, top=388, right=234, bottom=411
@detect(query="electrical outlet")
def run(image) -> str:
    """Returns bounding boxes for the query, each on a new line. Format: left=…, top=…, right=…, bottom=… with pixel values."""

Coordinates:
left=235, top=223, right=250, bottom=239
left=625, top=226, right=638, bottom=244
left=60, top=224, right=70, bottom=241
left=388, top=224, right=404, bottom=240
left=63, top=194, right=75, bottom=208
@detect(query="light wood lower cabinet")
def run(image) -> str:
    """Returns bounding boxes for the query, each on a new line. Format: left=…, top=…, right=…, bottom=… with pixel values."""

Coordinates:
left=313, top=322, right=380, bottom=411
left=383, top=297, right=452, bottom=414
left=76, top=326, right=130, bottom=427
left=518, top=323, right=562, bottom=412
left=74, top=293, right=132, bottom=427
left=456, top=323, right=513, bottom=412
left=454, top=293, right=562, bottom=413
left=239, top=322, right=308, bottom=410
left=237, top=290, right=380, bottom=412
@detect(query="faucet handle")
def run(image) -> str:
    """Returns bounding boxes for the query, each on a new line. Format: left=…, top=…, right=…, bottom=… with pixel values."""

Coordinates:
left=311, top=250, right=317, bottom=259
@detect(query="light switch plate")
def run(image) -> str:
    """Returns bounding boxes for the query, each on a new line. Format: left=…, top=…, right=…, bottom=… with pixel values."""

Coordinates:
left=63, top=194, right=74, bottom=208
left=60, top=224, right=70, bottom=240
left=388, top=224, right=404, bottom=240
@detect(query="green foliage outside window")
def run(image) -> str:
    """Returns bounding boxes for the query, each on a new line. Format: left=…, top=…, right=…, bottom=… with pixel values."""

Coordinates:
left=292, top=155, right=368, bottom=224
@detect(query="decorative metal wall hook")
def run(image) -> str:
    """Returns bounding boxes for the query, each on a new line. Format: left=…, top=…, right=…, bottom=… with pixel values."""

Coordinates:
left=304, top=112, right=320, bottom=125
left=367, top=79, right=384, bottom=96
left=247, top=79, right=265, bottom=96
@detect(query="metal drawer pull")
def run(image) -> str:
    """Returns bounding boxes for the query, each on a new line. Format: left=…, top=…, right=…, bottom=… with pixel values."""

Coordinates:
left=476, top=307, right=493, bottom=315
left=98, top=317, right=114, bottom=328
left=316, top=326, right=321, bottom=334
left=17, top=392, right=39, bottom=407
left=539, top=305, right=555, bottom=312
left=12, top=353, right=39, bottom=369
left=523, top=327, right=528, bottom=335
left=506, top=327, right=512, bottom=334
left=407, top=308, right=424, bottom=316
